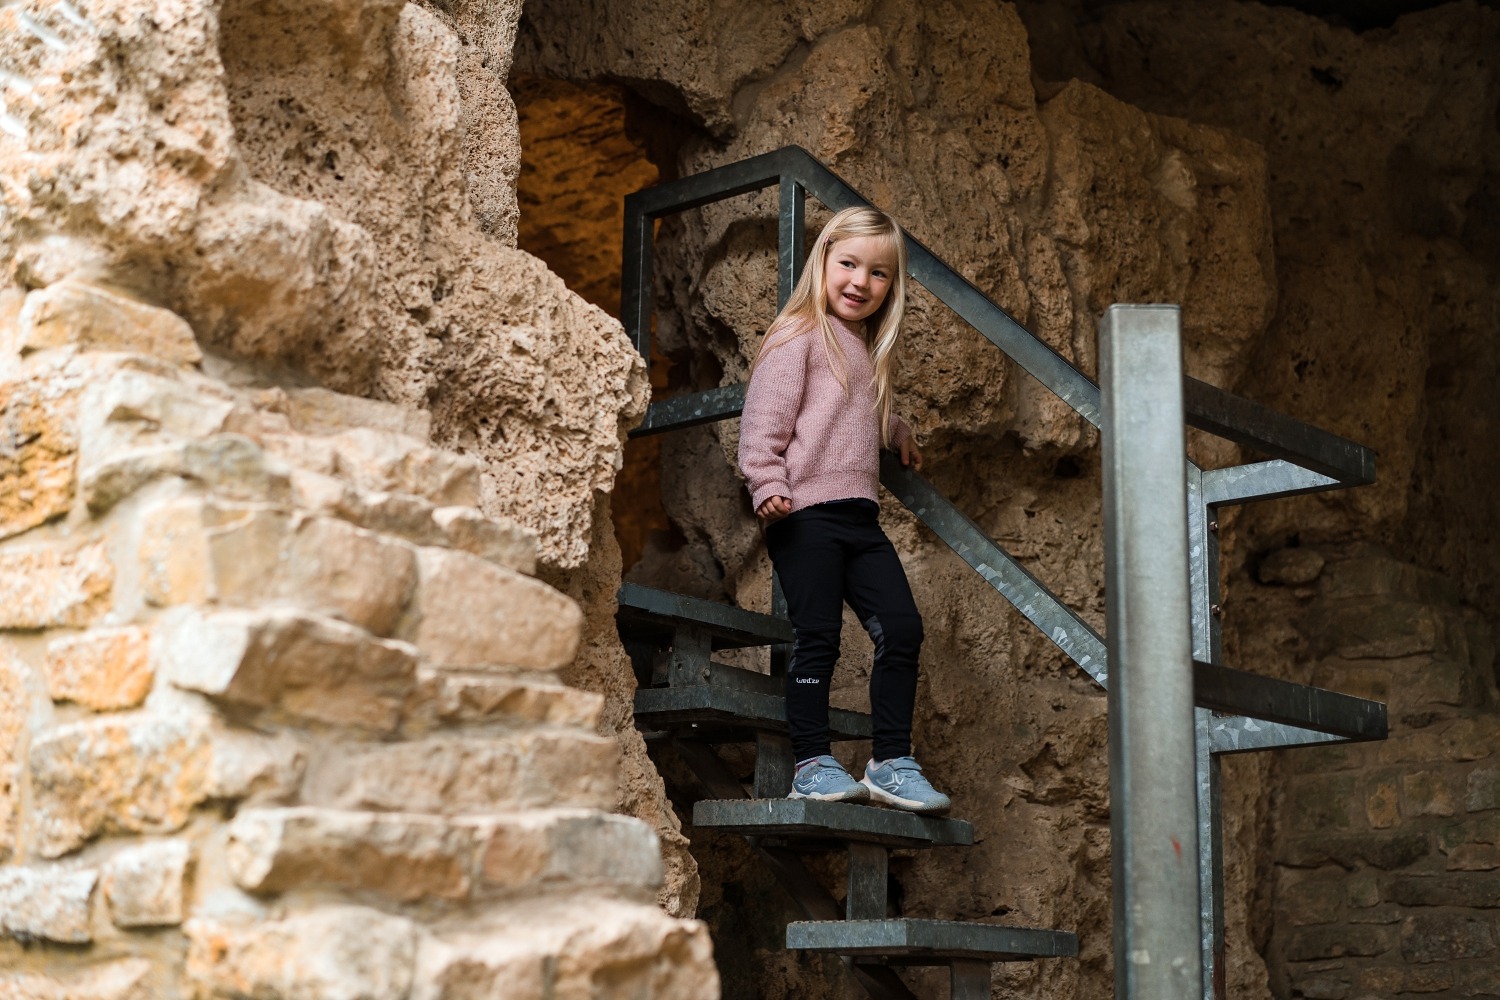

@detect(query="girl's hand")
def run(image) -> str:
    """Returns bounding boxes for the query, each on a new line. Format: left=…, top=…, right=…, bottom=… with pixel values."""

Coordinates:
left=899, top=438, right=924, bottom=471
left=757, top=496, right=792, bottom=522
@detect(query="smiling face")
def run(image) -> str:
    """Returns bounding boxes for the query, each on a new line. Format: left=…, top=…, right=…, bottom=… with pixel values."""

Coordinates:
left=823, top=234, right=896, bottom=325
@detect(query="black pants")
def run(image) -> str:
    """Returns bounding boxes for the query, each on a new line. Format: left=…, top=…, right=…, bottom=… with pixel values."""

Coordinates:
left=765, top=499, right=924, bottom=763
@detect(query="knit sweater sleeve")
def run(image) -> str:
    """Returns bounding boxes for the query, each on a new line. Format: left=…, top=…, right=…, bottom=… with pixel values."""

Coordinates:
left=888, top=414, right=913, bottom=449
left=738, top=332, right=809, bottom=509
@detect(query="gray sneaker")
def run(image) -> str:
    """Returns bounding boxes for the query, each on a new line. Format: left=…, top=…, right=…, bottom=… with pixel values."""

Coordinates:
left=861, top=757, right=951, bottom=815
left=789, top=755, right=871, bottom=803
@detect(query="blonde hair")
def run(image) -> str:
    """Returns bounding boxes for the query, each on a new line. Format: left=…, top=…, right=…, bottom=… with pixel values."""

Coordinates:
left=751, top=205, right=909, bottom=447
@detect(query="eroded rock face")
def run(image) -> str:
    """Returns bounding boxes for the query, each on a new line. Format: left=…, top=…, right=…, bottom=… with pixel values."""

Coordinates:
left=0, top=0, right=646, bottom=568
left=0, top=0, right=708, bottom=995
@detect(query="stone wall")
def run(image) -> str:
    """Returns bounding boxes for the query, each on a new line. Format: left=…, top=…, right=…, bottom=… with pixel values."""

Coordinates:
left=1, top=0, right=714, bottom=996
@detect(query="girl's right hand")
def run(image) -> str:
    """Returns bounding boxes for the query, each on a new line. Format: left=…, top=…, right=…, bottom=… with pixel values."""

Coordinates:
left=757, top=496, right=792, bottom=522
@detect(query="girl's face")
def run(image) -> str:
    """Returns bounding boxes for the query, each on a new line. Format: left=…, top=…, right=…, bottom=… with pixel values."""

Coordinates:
left=823, top=235, right=895, bottom=325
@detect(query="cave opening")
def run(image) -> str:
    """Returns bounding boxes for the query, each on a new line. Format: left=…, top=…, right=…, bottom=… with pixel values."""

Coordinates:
left=511, top=74, right=677, bottom=572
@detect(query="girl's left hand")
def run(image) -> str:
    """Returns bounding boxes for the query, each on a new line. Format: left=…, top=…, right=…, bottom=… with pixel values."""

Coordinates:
left=900, top=438, right=924, bottom=471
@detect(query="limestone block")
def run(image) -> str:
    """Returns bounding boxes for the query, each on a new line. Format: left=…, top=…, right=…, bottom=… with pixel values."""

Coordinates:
left=82, top=444, right=188, bottom=515
left=432, top=506, right=537, bottom=575
left=29, top=713, right=212, bottom=858
left=415, top=669, right=604, bottom=728
left=44, top=626, right=154, bottom=711
left=0, top=960, right=152, bottom=1000
left=138, top=497, right=289, bottom=607
left=162, top=609, right=418, bottom=732
left=334, top=489, right=447, bottom=548
left=0, top=542, right=114, bottom=629
left=406, top=546, right=581, bottom=670
left=0, top=644, right=30, bottom=860
left=285, top=386, right=431, bottom=440
left=18, top=279, right=202, bottom=365
left=182, top=434, right=293, bottom=504
left=103, top=838, right=191, bottom=928
left=413, top=898, right=717, bottom=1000
left=331, top=427, right=483, bottom=507
left=226, top=807, right=477, bottom=902
left=0, top=371, right=78, bottom=541
left=0, top=865, right=98, bottom=944
left=477, top=809, right=663, bottom=899
left=272, top=517, right=417, bottom=635
left=206, top=727, right=308, bottom=803
left=185, top=906, right=418, bottom=1000
left=79, top=367, right=234, bottom=453
left=304, top=731, right=617, bottom=814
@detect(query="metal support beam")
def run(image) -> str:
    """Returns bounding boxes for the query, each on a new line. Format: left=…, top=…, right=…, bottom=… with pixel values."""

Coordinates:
left=847, top=843, right=889, bottom=921
left=1101, top=304, right=1203, bottom=999
left=668, top=626, right=711, bottom=687
left=951, top=961, right=992, bottom=1000
left=779, top=179, right=805, bottom=308
left=755, top=732, right=794, bottom=799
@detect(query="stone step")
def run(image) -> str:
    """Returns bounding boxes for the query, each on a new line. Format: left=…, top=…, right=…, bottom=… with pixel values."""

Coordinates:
left=786, top=918, right=1078, bottom=965
left=693, top=798, right=972, bottom=849
left=616, top=583, right=793, bottom=649
left=635, top=662, right=870, bottom=741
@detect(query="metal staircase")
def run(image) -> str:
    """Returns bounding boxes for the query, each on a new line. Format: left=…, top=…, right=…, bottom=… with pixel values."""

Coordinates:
left=615, top=146, right=1388, bottom=999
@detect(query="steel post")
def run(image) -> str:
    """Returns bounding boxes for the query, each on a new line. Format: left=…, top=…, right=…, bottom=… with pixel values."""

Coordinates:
left=1100, top=304, right=1203, bottom=999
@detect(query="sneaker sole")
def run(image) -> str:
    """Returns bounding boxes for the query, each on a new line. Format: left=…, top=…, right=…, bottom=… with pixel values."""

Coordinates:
left=788, top=788, right=871, bottom=803
left=861, top=779, right=950, bottom=815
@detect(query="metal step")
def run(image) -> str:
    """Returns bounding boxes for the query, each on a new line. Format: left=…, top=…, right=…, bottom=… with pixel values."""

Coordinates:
left=616, top=583, right=793, bottom=649
left=787, top=919, right=1078, bottom=965
left=694, top=798, right=973, bottom=849
left=635, top=662, right=870, bottom=741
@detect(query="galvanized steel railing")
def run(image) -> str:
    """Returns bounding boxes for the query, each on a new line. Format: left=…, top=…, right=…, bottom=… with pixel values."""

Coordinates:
left=620, top=144, right=1387, bottom=998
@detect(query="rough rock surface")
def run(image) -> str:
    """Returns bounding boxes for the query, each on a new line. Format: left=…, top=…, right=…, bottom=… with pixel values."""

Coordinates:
left=0, top=0, right=711, bottom=996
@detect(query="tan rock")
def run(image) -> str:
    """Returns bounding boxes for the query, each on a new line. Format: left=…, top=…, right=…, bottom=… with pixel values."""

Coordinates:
left=137, top=497, right=288, bottom=607
left=284, top=386, right=431, bottom=440
left=0, top=372, right=78, bottom=540
left=182, top=434, right=293, bottom=504
left=0, top=541, right=113, bottom=630
left=273, top=516, right=417, bottom=635
left=477, top=809, right=663, bottom=900
left=330, top=427, right=483, bottom=507
left=0, top=643, right=30, bottom=861
left=29, top=712, right=212, bottom=858
left=406, top=546, right=581, bottom=670
left=103, top=838, right=191, bottom=927
left=18, top=279, right=203, bottom=365
left=161, top=608, right=419, bottom=732
left=43, top=626, right=154, bottom=711
left=205, top=726, right=308, bottom=803
left=413, top=898, right=718, bottom=1000
left=415, top=669, right=604, bottom=729
left=304, top=730, right=618, bottom=814
left=0, top=959, right=152, bottom=1000
left=81, top=444, right=188, bottom=515
left=185, top=906, right=418, bottom=1000
left=226, top=807, right=477, bottom=902
left=432, top=506, right=538, bottom=575
left=0, top=865, right=98, bottom=944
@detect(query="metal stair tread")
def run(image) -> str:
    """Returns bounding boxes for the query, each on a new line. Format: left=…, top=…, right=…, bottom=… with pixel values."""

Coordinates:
left=616, top=583, right=794, bottom=649
left=786, top=918, right=1078, bottom=964
left=635, top=662, right=871, bottom=741
left=694, top=798, right=973, bottom=848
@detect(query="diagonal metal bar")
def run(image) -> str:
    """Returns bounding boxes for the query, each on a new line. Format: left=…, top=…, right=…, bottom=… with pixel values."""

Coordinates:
left=879, top=455, right=1108, bottom=686
left=1202, top=460, right=1343, bottom=506
left=1193, top=662, right=1387, bottom=740
left=630, top=384, right=746, bottom=437
left=1183, top=380, right=1375, bottom=485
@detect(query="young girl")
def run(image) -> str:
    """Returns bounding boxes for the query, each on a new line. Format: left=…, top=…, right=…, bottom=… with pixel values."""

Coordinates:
left=737, top=205, right=950, bottom=815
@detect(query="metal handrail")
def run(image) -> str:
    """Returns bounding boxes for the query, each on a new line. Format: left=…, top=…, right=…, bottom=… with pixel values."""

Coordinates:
left=623, top=146, right=1374, bottom=488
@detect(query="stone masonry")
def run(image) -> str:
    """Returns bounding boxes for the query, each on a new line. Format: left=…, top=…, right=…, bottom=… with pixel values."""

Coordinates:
left=0, top=282, right=717, bottom=997
left=1242, top=545, right=1500, bottom=999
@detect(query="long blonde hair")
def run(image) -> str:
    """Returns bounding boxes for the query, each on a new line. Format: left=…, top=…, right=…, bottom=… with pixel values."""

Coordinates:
left=751, top=205, right=909, bottom=447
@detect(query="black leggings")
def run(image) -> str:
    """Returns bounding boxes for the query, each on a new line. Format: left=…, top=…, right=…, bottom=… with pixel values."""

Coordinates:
left=765, top=499, right=924, bottom=763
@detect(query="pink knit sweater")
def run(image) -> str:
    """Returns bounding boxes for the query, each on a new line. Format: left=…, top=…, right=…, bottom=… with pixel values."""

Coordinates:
left=738, top=315, right=912, bottom=512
